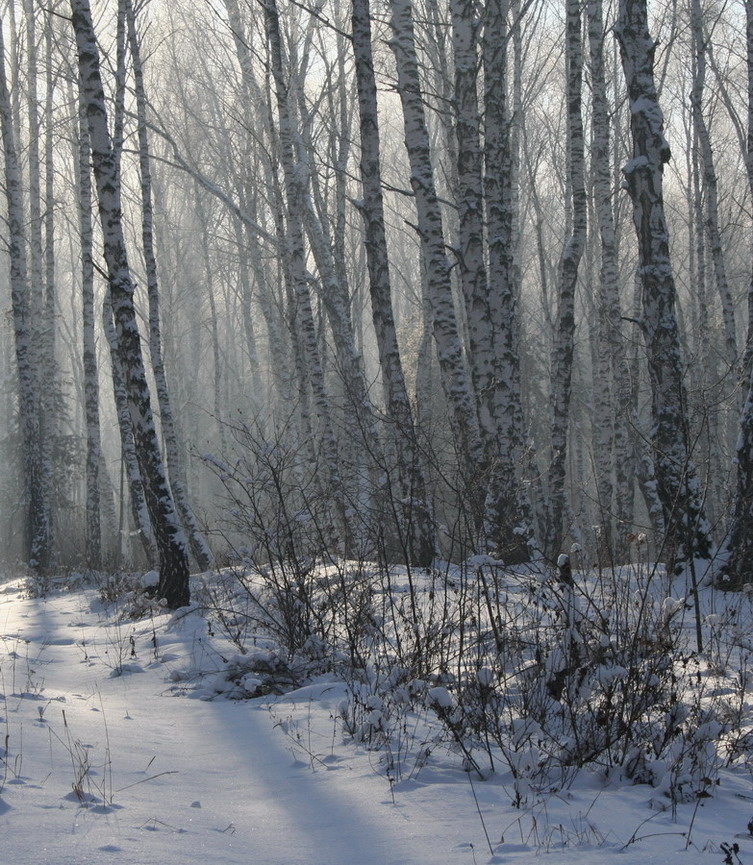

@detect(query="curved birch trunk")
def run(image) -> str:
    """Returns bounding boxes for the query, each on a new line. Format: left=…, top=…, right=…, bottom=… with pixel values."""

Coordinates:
left=125, top=0, right=214, bottom=573
left=70, top=0, right=190, bottom=607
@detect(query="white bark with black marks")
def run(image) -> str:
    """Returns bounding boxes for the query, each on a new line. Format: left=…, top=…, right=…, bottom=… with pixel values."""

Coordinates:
left=70, top=0, right=190, bottom=607
left=615, top=0, right=712, bottom=571
left=352, top=0, right=435, bottom=566
left=388, top=0, right=483, bottom=483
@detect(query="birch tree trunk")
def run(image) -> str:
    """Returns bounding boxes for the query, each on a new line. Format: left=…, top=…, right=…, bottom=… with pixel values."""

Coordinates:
left=546, top=0, right=587, bottom=553
left=352, top=0, right=435, bottom=566
left=0, top=19, right=51, bottom=572
left=479, top=0, right=536, bottom=561
left=125, top=0, right=213, bottom=572
left=587, top=0, right=635, bottom=558
left=103, top=295, right=157, bottom=565
left=388, top=0, right=483, bottom=496
left=70, top=0, right=190, bottom=607
left=26, top=0, right=55, bottom=569
left=222, top=0, right=294, bottom=414
left=720, top=381, right=753, bottom=588
left=615, top=0, right=712, bottom=573
left=42, top=3, right=59, bottom=560
left=76, top=75, right=102, bottom=568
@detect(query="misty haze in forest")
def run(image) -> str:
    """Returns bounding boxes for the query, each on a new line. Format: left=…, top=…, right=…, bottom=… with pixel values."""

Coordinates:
left=1, top=0, right=752, bottom=604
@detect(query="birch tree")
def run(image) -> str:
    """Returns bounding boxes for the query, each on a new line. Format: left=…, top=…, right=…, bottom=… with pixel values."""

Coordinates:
left=124, top=0, right=214, bottom=572
left=587, top=0, right=635, bottom=556
left=76, top=72, right=102, bottom=568
left=689, top=0, right=736, bottom=375
left=615, top=0, right=712, bottom=572
left=70, top=0, right=190, bottom=606
left=479, top=0, right=536, bottom=561
left=718, top=0, right=753, bottom=588
left=0, top=17, right=51, bottom=572
left=352, top=0, right=435, bottom=565
left=546, top=0, right=587, bottom=553
left=388, top=0, right=483, bottom=495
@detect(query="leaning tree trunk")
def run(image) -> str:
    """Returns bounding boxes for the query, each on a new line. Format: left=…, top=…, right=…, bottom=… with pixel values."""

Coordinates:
left=352, top=0, right=435, bottom=566
left=125, top=0, right=213, bottom=573
left=102, top=295, right=157, bottom=565
left=615, top=0, right=712, bottom=573
left=70, top=0, right=190, bottom=607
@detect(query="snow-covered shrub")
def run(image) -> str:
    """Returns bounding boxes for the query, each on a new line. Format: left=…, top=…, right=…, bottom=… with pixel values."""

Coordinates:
left=417, top=558, right=744, bottom=805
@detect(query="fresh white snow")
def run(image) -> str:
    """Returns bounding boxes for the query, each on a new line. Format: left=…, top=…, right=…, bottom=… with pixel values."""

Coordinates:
left=0, top=571, right=752, bottom=865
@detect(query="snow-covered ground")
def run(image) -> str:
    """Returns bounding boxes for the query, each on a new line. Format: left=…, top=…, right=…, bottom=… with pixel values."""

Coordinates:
left=0, top=569, right=752, bottom=865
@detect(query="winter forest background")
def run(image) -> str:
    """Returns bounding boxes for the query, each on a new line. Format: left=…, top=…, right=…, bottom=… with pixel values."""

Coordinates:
left=2, top=0, right=753, bottom=604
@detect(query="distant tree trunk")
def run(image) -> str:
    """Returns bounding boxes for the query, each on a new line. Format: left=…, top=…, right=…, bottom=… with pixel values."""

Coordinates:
left=615, top=0, right=712, bottom=572
left=76, top=76, right=102, bottom=569
left=263, top=0, right=349, bottom=550
left=232, top=215, right=263, bottom=402
left=296, top=123, right=384, bottom=525
left=70, top=0, right=190, bottom=607
left=719, top=0, right=753, bottom=588
left=690, top=0, right=736, bottom=374
left=125, top=0, right=214, bottom=573
left=352, top=0, right=435, bottom=566
left=547, top=0, right=587, bottom=553
left=42, top=4, right=59, bottom=561
left=744, top=0, right=753, bottom=380
left=388, top=0, right=483, bottom=491
left=25, top=0, right=55, bottom=570
left=587, top=0, right=635, bottom=558
left=721, top=376, right=753, bottom=588
left=0, top=20, right=50, bottom=573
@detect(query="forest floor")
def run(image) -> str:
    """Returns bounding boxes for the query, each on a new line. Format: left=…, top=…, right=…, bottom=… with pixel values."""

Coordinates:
left=0, top=567, right=752, bottom=865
